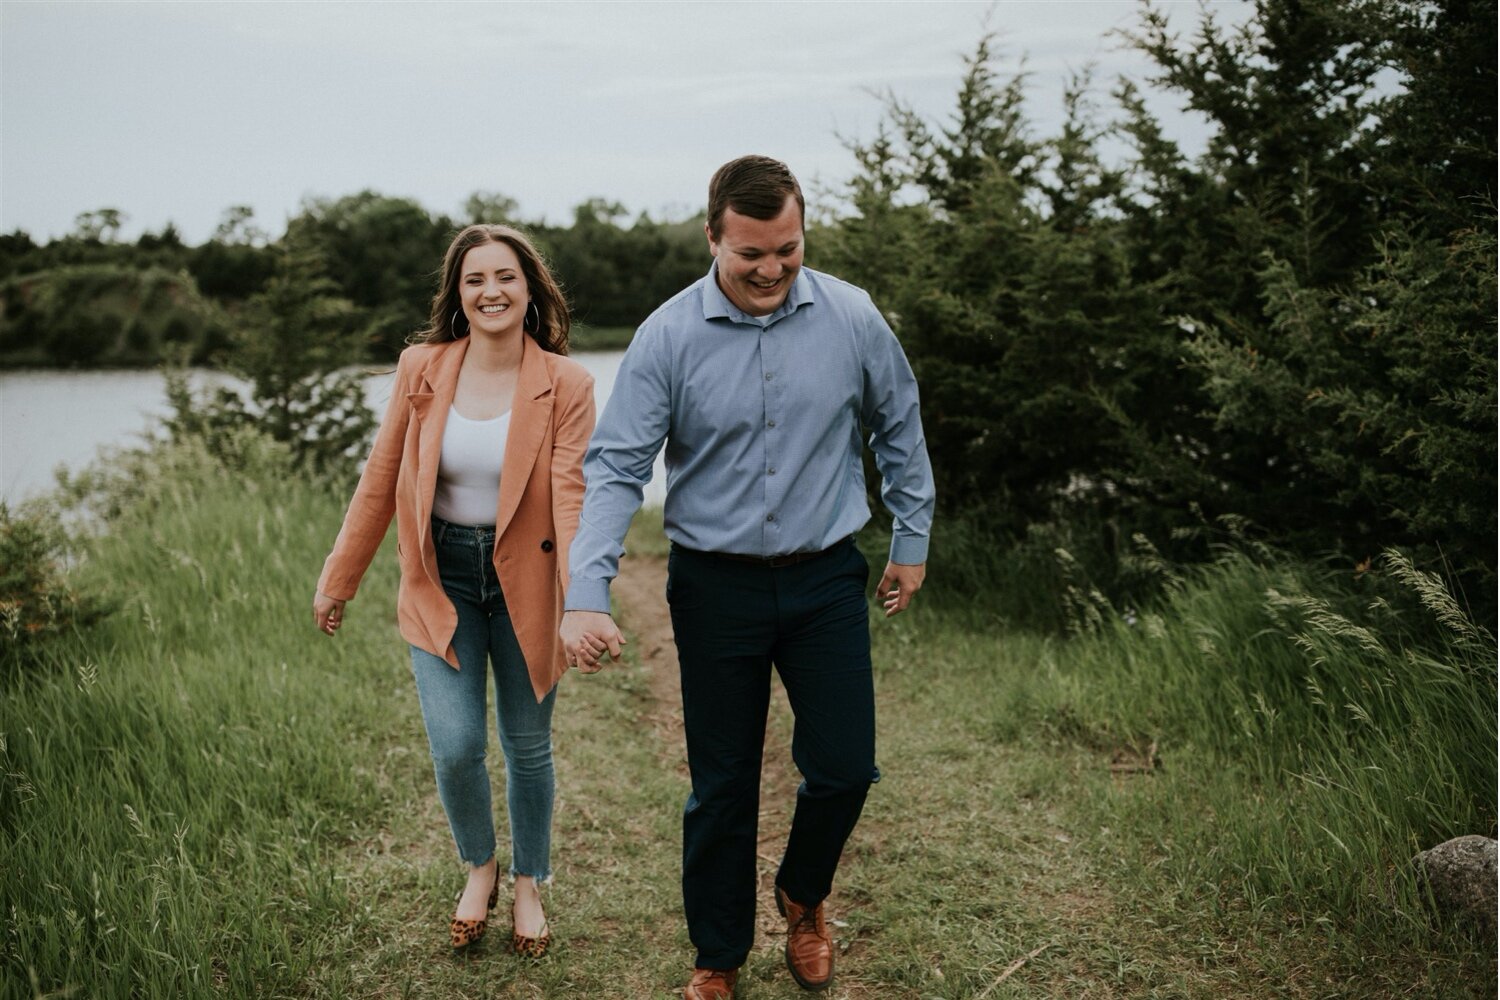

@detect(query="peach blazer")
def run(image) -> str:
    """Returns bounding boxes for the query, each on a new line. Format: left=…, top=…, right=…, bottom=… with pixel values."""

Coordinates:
left=316, top=334, right=596, bottom=701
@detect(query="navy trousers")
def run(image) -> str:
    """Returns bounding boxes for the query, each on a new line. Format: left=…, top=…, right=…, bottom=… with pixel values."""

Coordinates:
left=666, top=537, right=877, bottom=970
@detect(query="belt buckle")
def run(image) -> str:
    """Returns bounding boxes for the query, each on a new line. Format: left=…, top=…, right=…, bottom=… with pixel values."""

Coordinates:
left=766, top=553, right=799, bottom=569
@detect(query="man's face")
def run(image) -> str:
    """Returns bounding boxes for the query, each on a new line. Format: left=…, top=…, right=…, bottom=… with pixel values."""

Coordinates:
left=707, top=194, right=805, bottom=317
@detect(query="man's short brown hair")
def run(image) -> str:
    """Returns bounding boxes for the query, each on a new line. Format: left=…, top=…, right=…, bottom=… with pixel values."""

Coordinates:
left=707, top=155, right=805, bottom=240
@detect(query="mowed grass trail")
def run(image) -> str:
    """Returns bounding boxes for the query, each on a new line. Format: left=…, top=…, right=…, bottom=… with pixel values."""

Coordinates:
left=2, top=446, right=1493, bottom=998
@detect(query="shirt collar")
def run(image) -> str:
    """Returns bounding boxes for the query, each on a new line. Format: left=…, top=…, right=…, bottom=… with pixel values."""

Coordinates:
left=701, top=260, right=815, bottom=327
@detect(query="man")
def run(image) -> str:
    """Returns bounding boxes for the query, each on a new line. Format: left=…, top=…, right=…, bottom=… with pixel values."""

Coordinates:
left=561, top=155, right=934, bottom=999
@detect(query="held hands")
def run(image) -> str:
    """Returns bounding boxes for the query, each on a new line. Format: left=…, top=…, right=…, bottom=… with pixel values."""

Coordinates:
left=560, top=609, right=627, bottom=673
left=313, top=591, right=346, bottom=636
left=876, top=561, right=926, bottom=617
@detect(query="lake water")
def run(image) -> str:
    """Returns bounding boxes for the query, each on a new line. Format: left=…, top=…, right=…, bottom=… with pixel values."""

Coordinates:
left=0, top=350, right=666, bottom=507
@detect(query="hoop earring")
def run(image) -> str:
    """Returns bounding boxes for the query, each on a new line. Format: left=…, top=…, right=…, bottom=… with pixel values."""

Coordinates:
left=451, top=309, right=469, bottom=339
left=524, top=300, right=541, bottom=333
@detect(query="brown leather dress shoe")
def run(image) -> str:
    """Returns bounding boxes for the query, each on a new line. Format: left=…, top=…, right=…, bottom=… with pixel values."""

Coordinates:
left=684, top=967, right=738, bottom=999
left=775, top=885, right=834, bottom=991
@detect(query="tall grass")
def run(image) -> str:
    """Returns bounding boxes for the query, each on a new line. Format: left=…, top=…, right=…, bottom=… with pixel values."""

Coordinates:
left=1128, top=556, right=1484, bottom=910
left=3, top=443, right=1491, bottom=997
left=930, top=521, right=1497, bottom=936
left=1, top=436, right=406, bottom=998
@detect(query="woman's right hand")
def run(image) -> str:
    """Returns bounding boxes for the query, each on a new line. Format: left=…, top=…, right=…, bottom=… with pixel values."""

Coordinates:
left=313, top=592, right=346, bottom=636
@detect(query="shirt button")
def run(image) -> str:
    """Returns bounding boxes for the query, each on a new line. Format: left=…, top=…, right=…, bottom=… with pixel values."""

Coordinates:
left=766, top=420, right=776, bottom=428
left=766, top=513, right=776, bottom=522
left=768, top=468, right=776, bottom=475
left=764, top=372, right=774, bottom=381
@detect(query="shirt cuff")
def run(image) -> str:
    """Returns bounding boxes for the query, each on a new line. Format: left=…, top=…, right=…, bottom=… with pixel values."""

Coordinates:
left=564, top=577, right=613, bottom=614
left=889, top=533, right=929, bottom=566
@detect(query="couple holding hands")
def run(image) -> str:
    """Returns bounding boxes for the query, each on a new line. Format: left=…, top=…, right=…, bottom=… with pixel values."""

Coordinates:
left=312, top=155, right=934, bottom=998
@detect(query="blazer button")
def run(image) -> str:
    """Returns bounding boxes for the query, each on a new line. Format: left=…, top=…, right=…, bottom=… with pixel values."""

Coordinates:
left=540, top=539, right=554, bottom=553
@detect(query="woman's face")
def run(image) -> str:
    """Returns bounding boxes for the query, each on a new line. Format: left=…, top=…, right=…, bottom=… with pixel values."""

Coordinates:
left=458, top=241, right=530, bottom=340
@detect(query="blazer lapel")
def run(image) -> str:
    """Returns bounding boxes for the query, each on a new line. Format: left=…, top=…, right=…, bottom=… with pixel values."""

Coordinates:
left=494, top=336, right=554, bottom=536
left=409, top=338, right=468, bottom=543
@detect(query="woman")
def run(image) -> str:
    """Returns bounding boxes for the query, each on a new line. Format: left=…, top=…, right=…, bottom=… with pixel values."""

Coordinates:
left=312, top=224, right=599, bottom=955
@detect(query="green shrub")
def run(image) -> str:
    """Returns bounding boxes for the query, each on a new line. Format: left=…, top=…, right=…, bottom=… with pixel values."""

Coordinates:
left=157, top=233, right=378, bottom=484
left=159, top=367, right=375, bottom=485
left=0, top=503, right=112, bottom=670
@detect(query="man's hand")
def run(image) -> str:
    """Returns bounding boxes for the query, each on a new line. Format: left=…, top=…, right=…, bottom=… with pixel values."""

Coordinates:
left=560, top=610, right=627, bottom=672
left=876, top=561, right=926, bottom=617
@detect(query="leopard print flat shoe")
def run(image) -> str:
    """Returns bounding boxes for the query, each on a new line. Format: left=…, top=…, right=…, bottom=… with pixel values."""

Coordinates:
left=450, top=879, right=500, bottom=950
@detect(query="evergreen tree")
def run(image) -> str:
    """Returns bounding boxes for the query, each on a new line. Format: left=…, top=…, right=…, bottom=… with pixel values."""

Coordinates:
left=1119, top=0, right=1496, bottom=599
left=288, top=191, right=454, bottom=356
left=822, top=36, right=1161, bottom=529
left=171, top=233, right=375, bottom=481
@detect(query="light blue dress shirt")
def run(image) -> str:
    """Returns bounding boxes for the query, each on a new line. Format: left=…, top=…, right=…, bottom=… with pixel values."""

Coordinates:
left=566, top=262, right=935, bottom=613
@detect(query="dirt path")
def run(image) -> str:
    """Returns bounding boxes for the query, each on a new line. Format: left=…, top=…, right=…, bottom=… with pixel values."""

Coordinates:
left=609, top=551, right=802, bottom=946
left=607, top=551, right=682, bottom=747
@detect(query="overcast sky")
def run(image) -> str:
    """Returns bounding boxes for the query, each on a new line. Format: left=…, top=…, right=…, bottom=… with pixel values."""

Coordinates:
left=1, top=1, right=1244, bottom=244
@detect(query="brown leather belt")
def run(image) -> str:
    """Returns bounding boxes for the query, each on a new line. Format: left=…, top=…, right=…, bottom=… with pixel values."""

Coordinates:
left=696, top=536, right=852, bottom=569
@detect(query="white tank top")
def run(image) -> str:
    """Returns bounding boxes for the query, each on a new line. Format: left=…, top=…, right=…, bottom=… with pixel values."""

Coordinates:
left=432, top=406, right=511, bottom=526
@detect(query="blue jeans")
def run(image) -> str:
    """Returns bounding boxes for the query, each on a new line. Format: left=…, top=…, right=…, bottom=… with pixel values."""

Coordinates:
left=409, top=517, right=556, bottom=880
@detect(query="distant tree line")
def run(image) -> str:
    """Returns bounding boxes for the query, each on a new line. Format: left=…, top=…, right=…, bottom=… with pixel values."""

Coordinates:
left=0, top=189, right=707, bottom=367
left=815, top=0, right=1495, bottom=619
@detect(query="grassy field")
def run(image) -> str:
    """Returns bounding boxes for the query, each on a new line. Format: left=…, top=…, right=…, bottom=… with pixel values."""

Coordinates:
left=1, top=443, right=1493, bottom=998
